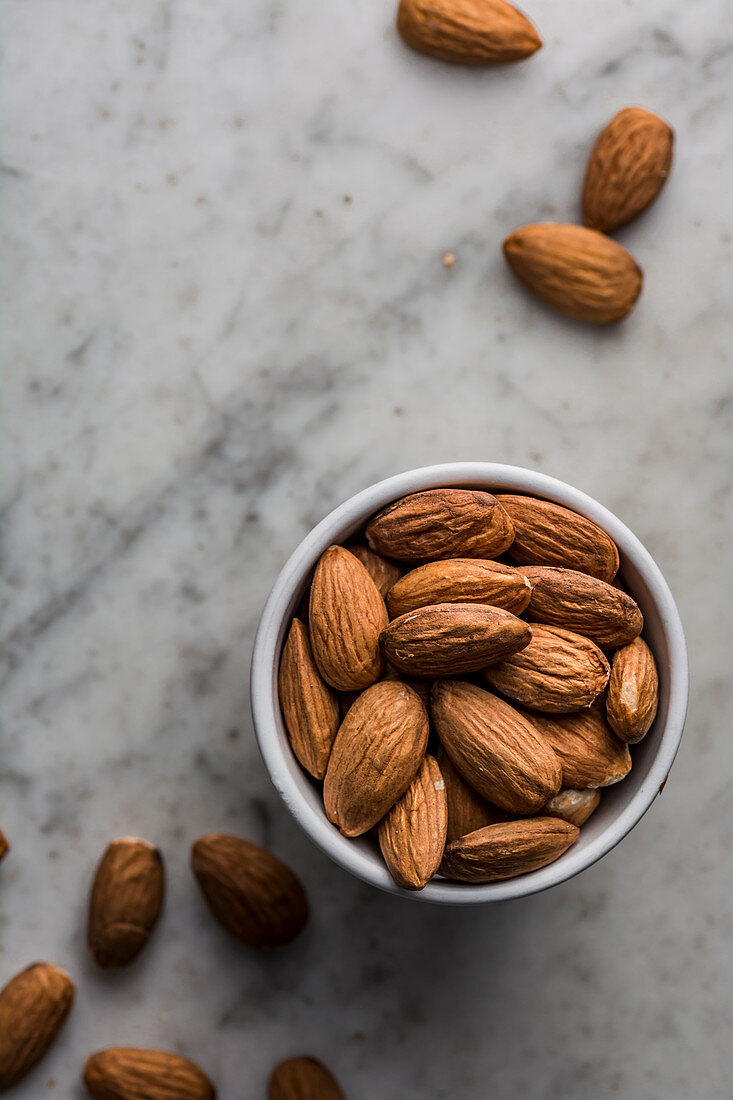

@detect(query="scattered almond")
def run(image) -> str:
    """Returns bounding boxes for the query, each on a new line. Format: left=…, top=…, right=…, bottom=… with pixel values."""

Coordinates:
left=269, top=1056, right=344, bottom=1100
left=496, top=494, right=619, bottom=581
left=279, top=618, right=340, bottom=779
left=432, top=681, right=561, bottom=812
left=436, top=745, right=512, bottom=841
left=440, top=818, right=579, bottom=882
left=397, top=0, right=542, bottom=66
left=544, top=788, right=601, bottom=827
left=528, top=706, right=632, bottom=788
left=87, top=837, right=165, bottom=969
left=523, top=565, right=642, bottom=648
left=366, top=488, right=514, bottom=562
left=387, top=558, right=531, bottom=618
left=606, top=636, right=659, bottom=743
left=583, top=107, right=674, bottom=234
left=503, top=223, right=643, bottom=323
left=309, top=546, right=388, bottom=691
left=347, top=545, right=402, bottom=599
left=482, top=623, right=610, bottom=712
left=83, top=1048, right=214, bottom=1100
left=0, top=962, right=74, bottom=1090
left=378, top=755, right=448, bottom=890
left=324, top=681, right=429, bottom=836
left=381, top=602, right=531, bottom=676
left=191, top=834, right=308, bottom=949
left=0, top=830, right=8, bottom=863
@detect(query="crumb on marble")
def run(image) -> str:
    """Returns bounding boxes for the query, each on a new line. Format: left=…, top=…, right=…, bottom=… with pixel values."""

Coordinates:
left=442, top=251, right=456, bottom=268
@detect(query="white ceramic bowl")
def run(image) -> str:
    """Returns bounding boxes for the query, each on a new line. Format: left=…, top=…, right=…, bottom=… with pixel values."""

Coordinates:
left=251, top=464, right=688, bottom=904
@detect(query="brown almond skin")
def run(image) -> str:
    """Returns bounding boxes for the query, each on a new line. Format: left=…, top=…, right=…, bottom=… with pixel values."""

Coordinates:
left=191, top=834, right=308, bottom=949
left=528, top=706, right=632, bottom=788
left=347, top=544, right=402, bottom=599
left=483, top=623, right=610, bottom=713
left=83, top=1048, right=215, bottom=1100
left=387, top=559, right=531, bottom=619
left=324, top=681, right=429, bottom=837
left=0, top=830, right=8, bottom=862
left=432, top=681, right=561, bottom=813
left=279, top=618, right=340, bottom=779
left=381, top=602, right=531, bottom=677
left=0, top=962, right=75, bottom=1090
left=435, top=745, right=512, bottom=842
left=309, top=546, right=388, bottom=691
left=440, top=818, right=578, bottom=883
left=523, top=565, right=642, bottom=648
left=397, top=0, right=542, bottom=65
left=378, top=755, right=448, bottom=890
left=269, top=1056, right=344, bottom=1100
left=583, top=107, right=674, bottom=233
left=606, top=637, right=659, bottom=743
left=544, top=788, right=601, bottom=827
left=366, top=488, right=514, bottom=562
left=502, top=223, right=643, bottom=324
left=497, top=494, right=619, bottom=581
left=87, top=837, right=165, bottom=969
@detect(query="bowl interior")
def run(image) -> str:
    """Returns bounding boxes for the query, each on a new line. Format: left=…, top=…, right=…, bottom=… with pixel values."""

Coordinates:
left=252, top=464, right=687, bottom=904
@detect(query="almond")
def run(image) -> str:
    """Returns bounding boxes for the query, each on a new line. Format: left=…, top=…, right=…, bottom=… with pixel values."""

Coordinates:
left=279, top=618, right=340, bottom=779
left=435, top=745, right=512, bottom=842
left=309, top=546, right=388, bottom=691
left=378, top=755, right=448, bottom=890
left=269, top=1056, right=344, bottom=1100
left=0, top=962, right=74, bottom=1090
left=324, top=681, right=429, bottom=836
left=366, top=488, right=514, bottom=562
left=191, top=834, right=308, bottom=949
left=83, top=1048, right=215, bottom=1100
left=432, top=681, right=561, bottom=812
left=523, top=565, right=642, bottom=648
left=381, top=602, right=531, bottom=677
left=606, top=636, right=659, bottom=743
left=583, top=107, right=674, bottom=233
left=387, top=558, right=531, bottom=619
left=543, top=787, right=601, bottom=827
left=397, top=0, right=542, bottom=65
left=87, top=837, right=165, bottom=969
left=496, top=494, right=619, bottom=581
left=0, top=830, right=8, bottom=862
left=440, top=817, right=578, bottom=883
left=347, top=544, right=402, bottom=599
left=527, top=706, right=631, bottom=788
left=502, top=223, right=643, bottom=324
left=482, top=623, right=610, bottom=712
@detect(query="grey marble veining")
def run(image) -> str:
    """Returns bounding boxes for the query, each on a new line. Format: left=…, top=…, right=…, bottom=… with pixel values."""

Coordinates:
left=1, top=0, right=732, bottom=1097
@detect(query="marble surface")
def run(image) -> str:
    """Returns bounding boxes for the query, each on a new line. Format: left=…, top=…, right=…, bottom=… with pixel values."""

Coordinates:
left=2, top=1, right=732, bottom=1096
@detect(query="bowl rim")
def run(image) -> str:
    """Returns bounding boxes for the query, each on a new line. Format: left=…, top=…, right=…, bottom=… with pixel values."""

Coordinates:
left=250, top=463, right=688, bottom=904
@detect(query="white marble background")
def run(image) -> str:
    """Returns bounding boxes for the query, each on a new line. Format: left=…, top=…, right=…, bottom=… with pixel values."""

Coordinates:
left=2, top=1, right=732, bottom=1097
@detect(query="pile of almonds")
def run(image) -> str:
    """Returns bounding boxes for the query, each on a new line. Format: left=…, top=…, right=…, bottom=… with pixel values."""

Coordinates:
left=279, top=487, right=659, bottom=891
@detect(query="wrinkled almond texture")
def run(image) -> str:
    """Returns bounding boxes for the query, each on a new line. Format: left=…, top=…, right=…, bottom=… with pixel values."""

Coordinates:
left=324, top=681, right=429, bottom=836
left=397, top=0, right=542, bottom=65
left=483, top=624, right=610, bottom=713
left=366, top=488, right=514, bottom=562
left=278, top=618, right=340, bottom=779
left=502, top=223, right=643, bottom=324
left=436, top=746, right=511, bottom=842
left=83, top=1048, right=215, bottom=1100
left=87, top=838, right=165, bottom=968
left=0, top=963, right=74, bottom=1090
left=606, top=637, right=659, bottom=743
left=440, top=818, right=578, bottom=883
left=347, top=544, right=402, bottom=599
left=432, top=681, right=561, bottom=813
left=191, top=834, right=308, bottom=949
left=544, top=788, right=601, bottom=827
left=387, top=558, right=531, bottom=618
left=269, top=1056, right=344, bottom=1100
left=583, top=107, right=674, bottom=233
left=528, top=707, right=632, bottom=788
left=496, top=494, right=620, bottom=581
left=309, top=546, right=388, bottom=691
left=381, top=602, right=531, bottom=677
left=0, top=830, right=8, bottom=862
left=523, top=565, right=642, bottom=648
left=378, top=755, right=448, bottom=890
